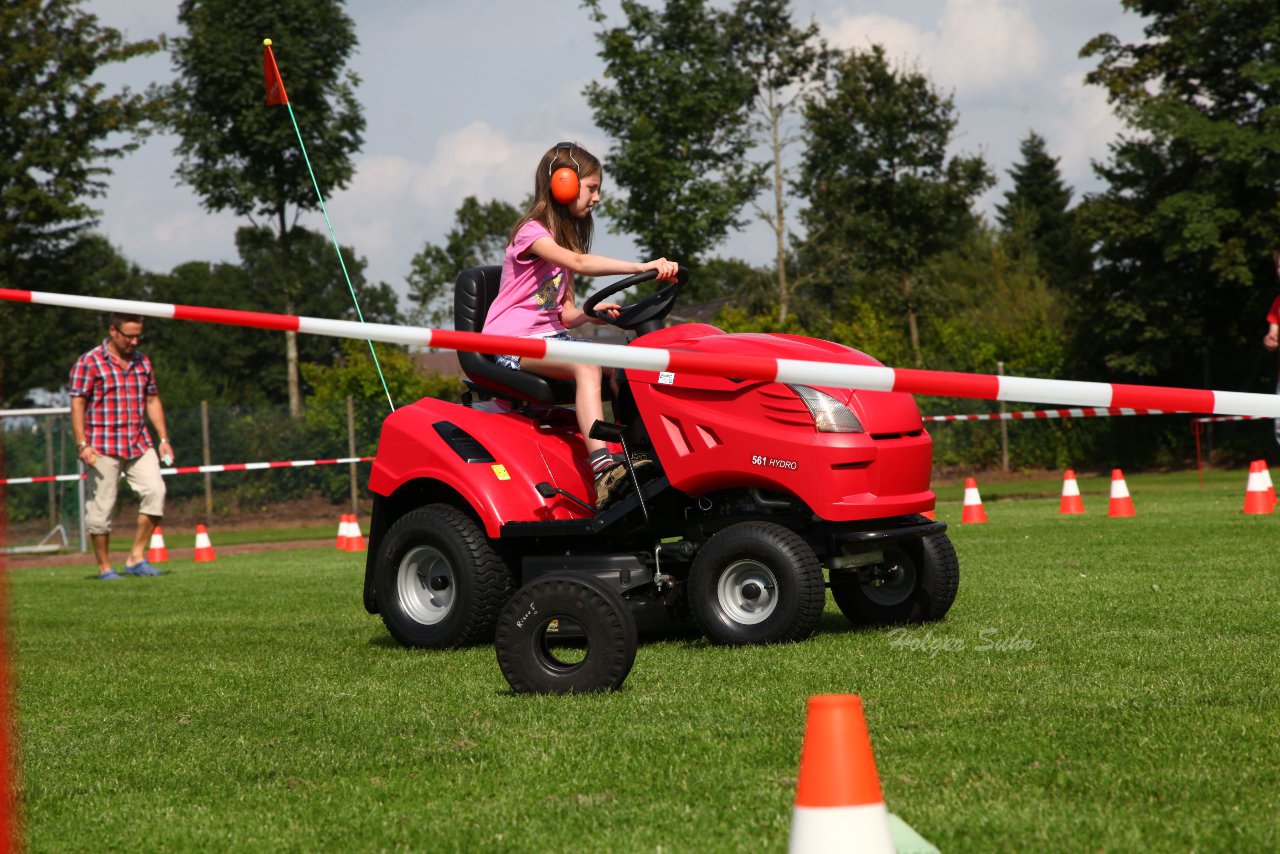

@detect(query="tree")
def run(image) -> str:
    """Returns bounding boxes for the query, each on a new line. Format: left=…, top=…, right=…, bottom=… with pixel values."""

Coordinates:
left=921, top=226, right=1072, bottom=470
left=997, top=132, right=1091, bottom=290
left=1076, top=1, right=1280, bottom=386
left=0, top=0, right=161, bottom=405
left=141, top=259, right=272, bottom=407
left=583, top=0, right=762, bottom=266
left=236, top=226, right=400, bottom=385
left=407, top=196, right=521, bottom=327
left=726, top=0, right=832, bottom=321
left=168, top=0, right=365, bottom=416
left=302, top=339, right=460, bottom=502
left=142, top=227, right=399, bottom=409
left=795, top=46, right=992, bottom=366
left=925, top=226, right=1067, bottom=378
left=3, top=236, right=143, bottom=406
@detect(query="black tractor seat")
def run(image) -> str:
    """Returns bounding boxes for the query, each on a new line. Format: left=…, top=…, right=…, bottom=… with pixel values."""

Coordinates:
left=454, top=265, right=577, bottom=406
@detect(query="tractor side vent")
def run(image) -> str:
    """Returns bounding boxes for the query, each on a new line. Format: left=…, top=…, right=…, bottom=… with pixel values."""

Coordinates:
left=432, top=421, right=496, bottom=464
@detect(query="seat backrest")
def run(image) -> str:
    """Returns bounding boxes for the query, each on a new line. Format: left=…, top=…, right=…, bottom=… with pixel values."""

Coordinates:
left=454, top=266, right=573, bottom=405
left=454, top=265, right=502, bottom=335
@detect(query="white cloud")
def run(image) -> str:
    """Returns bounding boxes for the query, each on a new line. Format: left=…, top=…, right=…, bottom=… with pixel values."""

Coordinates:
left=1043, top=71, right=1126, bottom=196
left=936, top=0, right=1047, bottom=92
left=827, top=12, right=933, bottom=62
left=824, top=0, right=1048, bottom=96
left=316, top=118, right=620, bottom=289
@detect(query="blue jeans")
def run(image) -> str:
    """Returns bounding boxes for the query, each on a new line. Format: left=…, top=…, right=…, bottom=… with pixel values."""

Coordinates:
left=495, top=330, right=574, bottom=370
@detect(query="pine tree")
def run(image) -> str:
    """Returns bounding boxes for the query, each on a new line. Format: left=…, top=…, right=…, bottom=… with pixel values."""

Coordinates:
left=997, top=132, right=1090, bottom=289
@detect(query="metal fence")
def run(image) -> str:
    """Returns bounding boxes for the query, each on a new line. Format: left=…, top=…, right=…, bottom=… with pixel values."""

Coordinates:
left=2, top=397, right=379, bottom=553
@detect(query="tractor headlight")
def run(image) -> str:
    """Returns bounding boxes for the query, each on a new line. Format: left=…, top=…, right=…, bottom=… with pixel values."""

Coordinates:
left=788, top=385, right=864, bottom=433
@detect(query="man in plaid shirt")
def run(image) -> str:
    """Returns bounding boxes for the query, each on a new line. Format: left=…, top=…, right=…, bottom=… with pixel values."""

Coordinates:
left=71, top=313, right=174, bottom=580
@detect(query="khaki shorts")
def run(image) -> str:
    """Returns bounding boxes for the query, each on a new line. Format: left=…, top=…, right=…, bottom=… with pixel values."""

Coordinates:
left=85, top=448, right=166, bottom=534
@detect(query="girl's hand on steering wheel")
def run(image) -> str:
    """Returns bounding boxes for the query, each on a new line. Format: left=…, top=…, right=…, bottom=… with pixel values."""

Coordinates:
left=591, top=301, right=622, bottom=323
left=645, top=258, right=679, bottom=281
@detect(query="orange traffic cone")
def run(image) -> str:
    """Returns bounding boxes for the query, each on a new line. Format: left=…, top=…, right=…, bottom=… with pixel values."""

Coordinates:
left=344, top=515, right=365, bottom=552
left=1107, top=469, right=1135, bottom=518
left=1059, top=469, right=1085, bottom=515
left=1260, top=460, right=1277, bottom=511
left=146, top=526, right=169, bottom=563
left=193, top=524, right=217, bottom=563
left=1243, top=461, right=1272, bottom=515
left=789, top=694, right=894, bottom=854
left=961, top=477, right=988, bottom=524
left=335, top=514, right=351, bottom=550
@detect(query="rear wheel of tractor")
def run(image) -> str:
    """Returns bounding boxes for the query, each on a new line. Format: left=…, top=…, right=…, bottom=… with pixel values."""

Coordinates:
left=831, top=532, right=959, bottom=626
left=495, top=574, right=638, bottom=695
left=374, top=504, right=512, bottom=648
left=688, top=522, right=825, bottom=645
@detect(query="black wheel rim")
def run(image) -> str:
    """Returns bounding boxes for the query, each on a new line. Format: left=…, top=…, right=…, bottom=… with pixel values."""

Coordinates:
left=862, top=552, right=916, bottom=607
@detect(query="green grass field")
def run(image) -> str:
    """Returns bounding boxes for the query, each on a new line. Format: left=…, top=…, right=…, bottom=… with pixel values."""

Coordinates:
left=10, top=468, right=1279, bottom=852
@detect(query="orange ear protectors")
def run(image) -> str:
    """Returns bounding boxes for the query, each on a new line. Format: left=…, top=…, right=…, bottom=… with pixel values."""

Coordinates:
left=549, top=142, right=580, bottom=205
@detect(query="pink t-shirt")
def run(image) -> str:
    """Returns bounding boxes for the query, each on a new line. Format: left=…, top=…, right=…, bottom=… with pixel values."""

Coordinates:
left=483, top=220, right=571, bottom=338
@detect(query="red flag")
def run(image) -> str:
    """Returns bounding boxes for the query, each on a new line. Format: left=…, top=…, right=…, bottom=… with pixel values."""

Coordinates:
left=263, top=39, right=289, bottom=106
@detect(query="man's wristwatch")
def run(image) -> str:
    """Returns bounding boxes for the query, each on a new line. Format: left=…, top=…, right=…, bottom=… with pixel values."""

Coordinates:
left=77, top=441, right=89, bottom=449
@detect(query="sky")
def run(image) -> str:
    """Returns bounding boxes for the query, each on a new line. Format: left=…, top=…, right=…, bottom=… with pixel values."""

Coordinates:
left=83, top=0, right=1146, bottom=306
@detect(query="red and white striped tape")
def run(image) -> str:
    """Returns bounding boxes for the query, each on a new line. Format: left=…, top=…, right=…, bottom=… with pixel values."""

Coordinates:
left=925, top=406, right=1175, bottom=422
left=5, top=287, right=1280, bottom=418
left=926, top=408, right=1276, bottom=424
left=1191, top=415, right=1270, bottom=423
left=1, top=455, right=372, bottom=486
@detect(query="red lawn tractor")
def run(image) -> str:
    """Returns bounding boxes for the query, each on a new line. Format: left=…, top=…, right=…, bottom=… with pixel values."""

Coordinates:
left=362, top=267, right=958, bottom=693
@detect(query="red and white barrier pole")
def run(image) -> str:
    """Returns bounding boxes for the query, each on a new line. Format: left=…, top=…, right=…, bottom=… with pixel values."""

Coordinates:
left=4, top=287, right=1280, bottom=418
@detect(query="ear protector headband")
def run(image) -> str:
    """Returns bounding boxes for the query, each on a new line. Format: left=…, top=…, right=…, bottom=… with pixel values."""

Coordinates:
left=549, top=142, right=580, bottom=205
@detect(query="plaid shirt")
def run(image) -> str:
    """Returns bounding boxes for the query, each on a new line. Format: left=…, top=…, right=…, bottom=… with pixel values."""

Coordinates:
left=69, top=341, right=159, bottom=459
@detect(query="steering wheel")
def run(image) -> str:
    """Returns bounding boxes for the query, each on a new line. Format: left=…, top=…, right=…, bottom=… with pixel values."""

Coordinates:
left=582, top=266, right=690, bottom=330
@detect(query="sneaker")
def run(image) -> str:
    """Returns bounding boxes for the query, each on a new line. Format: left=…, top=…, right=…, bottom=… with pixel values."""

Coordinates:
left=124, top=559, right=161, bottom=577
left=97, top=569, right=122, bottom=581
left=594, top=459, right=656, bottom=508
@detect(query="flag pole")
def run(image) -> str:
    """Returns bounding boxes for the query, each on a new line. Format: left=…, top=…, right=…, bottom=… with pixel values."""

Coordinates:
left=263, top=38, right=395, bottom=412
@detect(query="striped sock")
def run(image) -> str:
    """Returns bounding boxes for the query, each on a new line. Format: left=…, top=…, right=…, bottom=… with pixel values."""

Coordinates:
left=588, top=448, right=614, bottom=477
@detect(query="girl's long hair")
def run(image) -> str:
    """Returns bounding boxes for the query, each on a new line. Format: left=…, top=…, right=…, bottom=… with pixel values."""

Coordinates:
left=508, top=143, right=600, bottom=254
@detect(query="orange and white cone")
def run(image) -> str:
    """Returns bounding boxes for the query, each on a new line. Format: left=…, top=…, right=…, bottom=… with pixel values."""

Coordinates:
left=789, top=694, right=894, bottom=854
left=193, top=524, right=217, bottom=563
left=344, top=515, right=365, bottom=552
left=335, top=514, right=352, bottom=550
left=1107, top=469, right=1135, bottom=518
left=961, top=477, right=988, bottom=524
left=1259, top=460, right=1277, bottom=511
left=1059, top=469, right=1085, bottom=515
left=146, top=526, right=169, bottom=563
left=1243, top=461, right=1272, bottom=515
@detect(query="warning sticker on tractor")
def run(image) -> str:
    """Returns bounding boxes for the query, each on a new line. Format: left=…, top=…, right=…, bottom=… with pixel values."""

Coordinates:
left=658, top=371, right=675, bottom=384
left=491, top=464, right=510, bottom=480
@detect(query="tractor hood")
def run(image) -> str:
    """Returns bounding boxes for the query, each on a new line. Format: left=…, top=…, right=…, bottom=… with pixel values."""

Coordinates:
left=630, top=324, right=923, bottom=435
